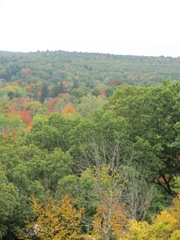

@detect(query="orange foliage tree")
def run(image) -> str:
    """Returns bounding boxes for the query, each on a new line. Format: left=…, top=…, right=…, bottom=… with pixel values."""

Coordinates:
left=22, top=68, right=31, bottom=74
left=92, top=201, right=127, bottom=240
left=62, top=104, right=76, bottom=115
left=17, top=195, right=85, bottom=240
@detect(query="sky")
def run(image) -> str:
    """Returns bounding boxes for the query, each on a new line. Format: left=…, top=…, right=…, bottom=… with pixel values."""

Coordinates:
left=0, top=0, right=180, bottom=57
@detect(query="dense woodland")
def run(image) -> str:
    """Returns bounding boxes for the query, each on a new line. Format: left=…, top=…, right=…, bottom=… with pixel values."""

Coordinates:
left=0, top=50, right=179, bottom=239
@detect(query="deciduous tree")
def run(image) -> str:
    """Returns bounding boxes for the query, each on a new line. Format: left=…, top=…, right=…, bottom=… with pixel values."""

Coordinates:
left=17, top=195, right=84, bottom=240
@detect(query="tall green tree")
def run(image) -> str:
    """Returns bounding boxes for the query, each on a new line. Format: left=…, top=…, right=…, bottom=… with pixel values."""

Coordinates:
left=109, top=82, right=180, bottom=196
left=0, top=164, right=18, bottom=238
left=40, top=82, right=49, bottom=103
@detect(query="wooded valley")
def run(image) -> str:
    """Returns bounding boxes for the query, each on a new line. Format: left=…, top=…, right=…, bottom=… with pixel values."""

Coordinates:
left=0, top=50, right=179, bottom=239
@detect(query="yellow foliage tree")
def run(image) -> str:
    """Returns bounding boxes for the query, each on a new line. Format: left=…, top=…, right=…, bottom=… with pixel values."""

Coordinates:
left=17, top=195, right=84, bottom=240
left=124, top=194, right=180, bottom=240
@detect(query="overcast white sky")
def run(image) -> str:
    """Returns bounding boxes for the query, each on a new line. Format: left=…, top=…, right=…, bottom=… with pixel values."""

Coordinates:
left=0, top=0, right=180, bottom=56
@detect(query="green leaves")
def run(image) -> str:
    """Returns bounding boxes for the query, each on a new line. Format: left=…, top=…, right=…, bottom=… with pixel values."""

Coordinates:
left=109, top=82, right=180, bottom=196
left=0, top=165, right=18, bottom=238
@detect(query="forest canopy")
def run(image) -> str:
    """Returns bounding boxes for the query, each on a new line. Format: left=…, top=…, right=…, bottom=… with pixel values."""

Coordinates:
left=0, top=50, right=179, bottom=239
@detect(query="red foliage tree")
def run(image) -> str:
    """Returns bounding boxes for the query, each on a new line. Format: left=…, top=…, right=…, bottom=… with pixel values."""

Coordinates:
left=100, top=89, right=106, bottom=96
left=27, top=83, right=35, bottom=92
left=17, top=110, right=32, bottom=127
left=109, top=78, right=124, bottom=86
